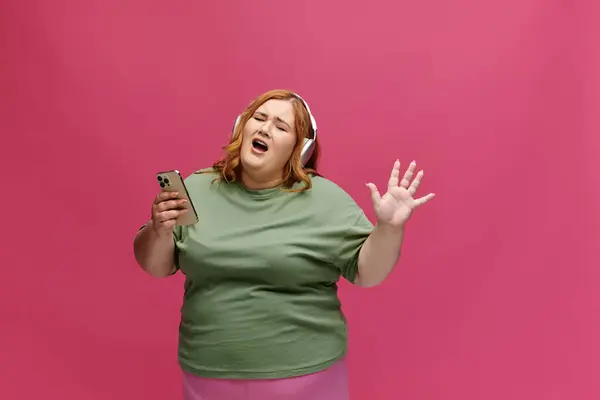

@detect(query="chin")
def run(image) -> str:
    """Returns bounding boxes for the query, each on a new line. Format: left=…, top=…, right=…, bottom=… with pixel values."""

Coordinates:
left=240, top=148, right=267, bottom=170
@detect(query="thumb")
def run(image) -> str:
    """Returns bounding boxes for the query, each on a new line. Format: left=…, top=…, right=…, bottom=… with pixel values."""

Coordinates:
left=366, top=183, right=381, bottom=207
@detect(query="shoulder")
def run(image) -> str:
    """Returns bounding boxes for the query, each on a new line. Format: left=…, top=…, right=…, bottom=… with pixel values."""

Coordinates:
left=304, top=175, right=367, bottom=219
left=304, top=175, right=374, bottom=232
left=182, top=167, right=220, bottom=191
left=308, top=175, right=357, bottom=204
left=185, top=167, right=218, bottom=181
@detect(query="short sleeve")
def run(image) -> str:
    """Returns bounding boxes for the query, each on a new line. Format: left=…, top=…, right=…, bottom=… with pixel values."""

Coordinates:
left=171, top=224, right=183, bottom=274
left=332, top=210, right=374, bottom=283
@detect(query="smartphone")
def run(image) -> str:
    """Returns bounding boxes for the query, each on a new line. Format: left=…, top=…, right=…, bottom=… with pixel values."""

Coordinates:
left=155, top=170, right=199, bottom=226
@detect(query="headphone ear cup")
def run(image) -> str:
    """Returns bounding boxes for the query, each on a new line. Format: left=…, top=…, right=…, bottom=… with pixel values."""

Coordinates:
left=232, top=115, right=241, bottom=138
left=300, top=139, right=315, bottom=165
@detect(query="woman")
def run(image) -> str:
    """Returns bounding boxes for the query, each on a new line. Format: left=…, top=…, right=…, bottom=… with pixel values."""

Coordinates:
left=133, top=89, right=435, bottom=399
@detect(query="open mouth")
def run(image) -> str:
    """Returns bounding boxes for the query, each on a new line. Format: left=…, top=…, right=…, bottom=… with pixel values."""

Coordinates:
left=252, top=138, right=269, bottom=153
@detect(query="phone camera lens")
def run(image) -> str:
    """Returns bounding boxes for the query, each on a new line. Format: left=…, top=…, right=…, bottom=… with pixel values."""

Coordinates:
left=157, top=176, right=163, bottom=181
left=164, top=178, right=170, bottom=184
left=160, top=182, right=165, bottom=188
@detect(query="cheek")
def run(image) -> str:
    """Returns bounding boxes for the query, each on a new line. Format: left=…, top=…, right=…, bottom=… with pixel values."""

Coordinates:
left=276, top=135, right=297, bottom=158
left=240, top=127, right=254, bottom=147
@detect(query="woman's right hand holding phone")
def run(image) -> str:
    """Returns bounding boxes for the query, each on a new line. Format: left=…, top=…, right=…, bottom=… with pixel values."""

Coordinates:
left=151, top=191, right=189, bottom=236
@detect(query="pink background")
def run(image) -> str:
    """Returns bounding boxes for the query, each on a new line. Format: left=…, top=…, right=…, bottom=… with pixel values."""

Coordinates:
left=2, top=0, right=599, bottom=399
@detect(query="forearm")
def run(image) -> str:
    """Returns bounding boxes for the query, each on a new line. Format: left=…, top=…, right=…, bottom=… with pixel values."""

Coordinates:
left=133, top=221, right=177, bottom=278
left=355, top=223, right=405, bottom=287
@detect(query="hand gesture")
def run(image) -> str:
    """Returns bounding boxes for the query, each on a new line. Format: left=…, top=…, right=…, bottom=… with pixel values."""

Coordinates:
left=366, top=160, right=435, bottom=229
left=151, top=191, right=188, bottom=236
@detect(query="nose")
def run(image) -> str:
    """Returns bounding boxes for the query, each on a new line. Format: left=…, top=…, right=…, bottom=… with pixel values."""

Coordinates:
left=258, top=120, right=273, bottom=138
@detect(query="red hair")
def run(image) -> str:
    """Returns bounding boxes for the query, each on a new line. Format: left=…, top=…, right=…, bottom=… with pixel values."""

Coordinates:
left=198, top=89, right=320, bottom=192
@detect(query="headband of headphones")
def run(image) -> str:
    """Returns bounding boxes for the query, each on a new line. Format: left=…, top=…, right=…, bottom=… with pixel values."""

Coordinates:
left=232, top=92, right=318, bottom=165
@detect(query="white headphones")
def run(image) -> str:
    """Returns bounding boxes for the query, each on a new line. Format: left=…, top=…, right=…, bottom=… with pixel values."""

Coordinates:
left=232, top=93, right=318, bottom=166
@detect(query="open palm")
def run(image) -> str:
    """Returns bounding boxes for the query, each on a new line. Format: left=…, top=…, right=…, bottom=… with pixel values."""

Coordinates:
left=366, top=160, right=435, bottom=228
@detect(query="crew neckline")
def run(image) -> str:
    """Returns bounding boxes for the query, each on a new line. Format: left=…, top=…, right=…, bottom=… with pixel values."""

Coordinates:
left=235, top=181, right=284, bottom=200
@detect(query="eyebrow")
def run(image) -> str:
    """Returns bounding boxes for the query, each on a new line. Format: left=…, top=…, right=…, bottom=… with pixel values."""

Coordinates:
left=255, top=111, right=291, bottom=128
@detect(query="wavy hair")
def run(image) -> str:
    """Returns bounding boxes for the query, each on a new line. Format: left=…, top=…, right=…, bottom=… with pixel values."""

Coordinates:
left=198, top=89, right=320, bottom=192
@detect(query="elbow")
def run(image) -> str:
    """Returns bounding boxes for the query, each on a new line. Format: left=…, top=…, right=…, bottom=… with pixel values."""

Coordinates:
left=354, top=257, right=390, bottom=288
left=353, top=273, right=384, bottom=288
left=133, top=247, right=174, bottom=278
left=138, top=261, right=176, bottom=278
left=145, top=267, right=175, bottom=278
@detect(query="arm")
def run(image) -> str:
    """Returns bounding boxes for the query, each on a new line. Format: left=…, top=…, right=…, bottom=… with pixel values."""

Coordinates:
left=356, top=159, right=435, bottom=287
left=355, top=223, right=404, bottom=288
left=133, top=190, right=189, bottom=277
left=133, top=221, right=177, bottom=278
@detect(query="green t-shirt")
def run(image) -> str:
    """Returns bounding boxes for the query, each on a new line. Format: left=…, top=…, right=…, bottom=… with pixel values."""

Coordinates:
left=172, top=169, right=374, bottom=379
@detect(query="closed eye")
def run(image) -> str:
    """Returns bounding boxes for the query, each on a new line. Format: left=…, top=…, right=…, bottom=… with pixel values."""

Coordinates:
left=252, top=113, right=289, bottom=131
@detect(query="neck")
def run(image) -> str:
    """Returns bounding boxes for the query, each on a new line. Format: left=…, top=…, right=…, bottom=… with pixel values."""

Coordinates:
left=240, top=170, right=284, bottom=190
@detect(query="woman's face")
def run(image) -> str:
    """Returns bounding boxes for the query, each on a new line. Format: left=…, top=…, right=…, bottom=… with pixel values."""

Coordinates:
left=239, top=99, right=297, bottom=181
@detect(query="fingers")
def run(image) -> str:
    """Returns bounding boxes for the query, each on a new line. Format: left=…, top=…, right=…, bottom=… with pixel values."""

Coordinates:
left=387, top=160, right=401, bottom=190
left=390, top=160, right=418, bottom=190
left=155, top=191, right=179, bottom=204
left=154, top=208, right=189, bottom=222
left=414, top=193, right=435, bottom=207
left=152, top=191, right=189, bottom=230
left=155, top=198, right=187, bottom=213
left=408, top=170, right=424, bottom=195
left=366, top=183, right=381, bottom=207
left=153, top=199, right=188, bottom=219
left=400, top=161, right=416, bottom=189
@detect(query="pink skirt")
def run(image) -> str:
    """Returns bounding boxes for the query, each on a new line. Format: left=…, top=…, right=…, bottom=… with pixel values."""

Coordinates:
left=182, top=358, right=349, bottom=400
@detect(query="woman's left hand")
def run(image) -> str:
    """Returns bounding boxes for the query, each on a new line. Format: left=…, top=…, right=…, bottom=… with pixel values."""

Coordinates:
left=366, top=160, right=435, bottom=229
